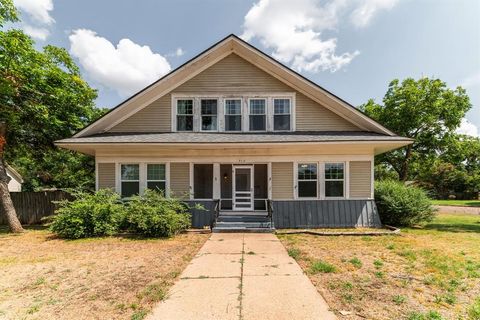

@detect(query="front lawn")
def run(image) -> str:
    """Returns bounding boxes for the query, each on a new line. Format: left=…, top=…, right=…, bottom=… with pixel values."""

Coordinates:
left=278, top=214, right=480, bottom=320
left=431, top=200, right=480, bottom=207
left=0, top=228, right=208, bottom=320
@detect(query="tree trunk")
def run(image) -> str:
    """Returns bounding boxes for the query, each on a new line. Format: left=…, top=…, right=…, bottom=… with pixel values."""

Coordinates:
left=399, top=145, right=412, bottom=182
left=0, top=122, right=23, bottom=233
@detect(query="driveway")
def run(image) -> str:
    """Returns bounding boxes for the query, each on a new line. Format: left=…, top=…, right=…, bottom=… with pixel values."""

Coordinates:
left=147, top=233, right=336, bottom=320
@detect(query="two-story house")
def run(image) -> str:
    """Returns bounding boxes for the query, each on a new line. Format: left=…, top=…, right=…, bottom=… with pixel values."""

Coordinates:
left=57, top=35, right=412, bottom=232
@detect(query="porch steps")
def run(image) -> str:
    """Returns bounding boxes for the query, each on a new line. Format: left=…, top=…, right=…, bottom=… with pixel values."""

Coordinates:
left=213, top=214, right=274, bottom=233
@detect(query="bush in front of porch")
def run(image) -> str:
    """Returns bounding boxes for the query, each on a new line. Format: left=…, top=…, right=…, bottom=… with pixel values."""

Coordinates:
left=49, top=189, right=193, bottom=239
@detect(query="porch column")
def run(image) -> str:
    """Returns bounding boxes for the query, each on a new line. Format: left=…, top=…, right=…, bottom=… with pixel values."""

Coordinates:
left=213, top=163, right=220, bottom=199
left=267, top=162, right=272, bottom=199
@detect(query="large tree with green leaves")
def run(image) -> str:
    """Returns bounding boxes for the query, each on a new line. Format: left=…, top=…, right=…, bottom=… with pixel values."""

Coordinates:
left=0, top=0, right=105, bottom=192
left=361, top=77, right=471, bottom=181
left=0, top=0, right=105, bottom=232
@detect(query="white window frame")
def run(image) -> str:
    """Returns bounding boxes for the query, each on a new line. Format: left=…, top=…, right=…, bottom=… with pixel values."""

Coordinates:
left=296, top=162, right=319, bottom=199
left=247, top=97, right=267, bottom=132
left=145, top=163, right=167, bottom=194
left=120, top=163, right=140, bottom=198
left=324, top=162, right=346, bottom=199
left=172, top=93, right=295, bottom=132
left=174, top=98, right=194, bottom=132
left=224, top=98, right=243, bottom=132
left=273, top=97, right=292, bottom=132
left=200, top=98, right=219, bottom=132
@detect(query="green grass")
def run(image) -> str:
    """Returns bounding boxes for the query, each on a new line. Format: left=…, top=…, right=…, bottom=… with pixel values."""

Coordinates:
left=468, top=297, right=480, bottom=320
left=420, top=214, right=480, bottom=233
left=310, top=260, right=336, bottom=274
left=348, top=257, right=362, bottom=268
left=287, top=248, right=301, bottom=260
left=431, top=200, right=480, bottom=207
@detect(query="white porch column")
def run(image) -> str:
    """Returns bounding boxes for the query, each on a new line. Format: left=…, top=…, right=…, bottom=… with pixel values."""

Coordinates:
left=213, top=163, right=220, bottom=199
left=267, top=162, right=272, bottom=199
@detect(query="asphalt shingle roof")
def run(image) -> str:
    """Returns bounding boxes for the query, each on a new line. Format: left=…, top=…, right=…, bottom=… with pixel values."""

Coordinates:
left=57, top=132, right=412, bottom=144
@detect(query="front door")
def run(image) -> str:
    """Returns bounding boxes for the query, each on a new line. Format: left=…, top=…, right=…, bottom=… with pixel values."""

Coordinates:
left=233, top=165, right=254, bottom=211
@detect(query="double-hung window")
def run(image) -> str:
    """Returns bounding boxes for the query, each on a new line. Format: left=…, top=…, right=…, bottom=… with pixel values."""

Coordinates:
left=325, top=163, right=344, bottom=197
left=249, top=99, right=266, bottom=131
left=146, top=164, right=166, bottom=194
left=176, top=99, right=193, bottom=131
left=273, top=98, right=291, bottom=131
left=225, top=99, right=242, bottom=131
left=201, top=99, right=218, bottom=131
left=121, top=164, right=139, bottom=198
left=298, top=163, right=318, bottom=198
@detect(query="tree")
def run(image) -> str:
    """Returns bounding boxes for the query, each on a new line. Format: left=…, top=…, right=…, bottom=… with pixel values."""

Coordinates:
left=361, top=78, right=471, bottom=181
left=0, top=0, right=22, bottom=232
left=0, top=122, right=23, bottom=232
left=0, top=1, right=104, bottom=191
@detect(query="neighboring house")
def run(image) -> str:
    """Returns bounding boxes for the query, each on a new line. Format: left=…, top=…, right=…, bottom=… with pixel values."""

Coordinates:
left=57, top=35, right=412, bottom=231
left=6, top=165, right=23, bottom=192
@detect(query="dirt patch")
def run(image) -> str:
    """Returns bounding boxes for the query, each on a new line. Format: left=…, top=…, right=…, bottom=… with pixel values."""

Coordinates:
left=278, top=214, right=480, bottom=319
left=0, top=228, right=209, bottom=319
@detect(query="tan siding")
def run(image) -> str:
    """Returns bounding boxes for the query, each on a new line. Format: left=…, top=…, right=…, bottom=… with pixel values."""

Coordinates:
left=272, top=162, right=294, bottom=200
left=174, top=54, right=292, bottom=93
left=296, top=93, right=359, bottom=131
left=349, top=161, right=372, bottom=198
left=170, top=163, right=190, bottom=198
left=110, top=94, right=171, bottom=132
left=98, top=163, right=115, bottom=190
left=108, top=53, right=359, bottom=132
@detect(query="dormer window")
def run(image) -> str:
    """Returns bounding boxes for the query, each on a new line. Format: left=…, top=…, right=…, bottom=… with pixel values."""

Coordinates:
left=201, top=99, right=218, bottom=131
left=273, top=98, right=291, bottom=131
left=249, top=99, right=266, bottom=131
left=225, top=99, right=242, bottom=131
left=172, top=94, right=294, bottom=132
left=177, top=99, right=193, bottom=131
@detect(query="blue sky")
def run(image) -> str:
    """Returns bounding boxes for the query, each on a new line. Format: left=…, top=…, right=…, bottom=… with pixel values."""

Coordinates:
left=12, top=0, right=480, bottom=136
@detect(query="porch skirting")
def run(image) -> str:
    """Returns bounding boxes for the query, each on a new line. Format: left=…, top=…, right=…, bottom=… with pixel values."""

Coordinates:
left=186, top=199, right=381, bottom=229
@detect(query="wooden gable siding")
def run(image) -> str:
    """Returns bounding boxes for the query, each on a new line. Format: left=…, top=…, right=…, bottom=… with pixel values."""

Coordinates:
left=97, top=163, right=115, bottom=189
left=109, top=53, right=359, bottom=132
left=349, top=161, right=372, bottom=198
left=271, top=162, right=294, bottom=200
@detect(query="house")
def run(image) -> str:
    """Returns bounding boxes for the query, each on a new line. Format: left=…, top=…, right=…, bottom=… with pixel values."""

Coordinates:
left=56, top=35, right=412, bottom=231
left=6, top=165, right=23, bottom=192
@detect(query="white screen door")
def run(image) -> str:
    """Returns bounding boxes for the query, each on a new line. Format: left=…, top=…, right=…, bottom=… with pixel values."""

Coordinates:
left=233, top=165, right=254, bottom=211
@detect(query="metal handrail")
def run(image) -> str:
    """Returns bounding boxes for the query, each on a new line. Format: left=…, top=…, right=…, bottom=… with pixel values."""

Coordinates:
left=213, top=199, right=220, bottom=229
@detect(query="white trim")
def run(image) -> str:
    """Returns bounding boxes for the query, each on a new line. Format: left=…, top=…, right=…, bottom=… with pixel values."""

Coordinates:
left=296, top=162, right=319, bottom=200
left=189, top=162, right=194, bottom=200
left=95, top=161, right=99, bottom=191
left=267, top=162, right=272, bottom=199
left=115, top=162, right=169, bottom=197
left=224, top=98, right=243, bottom=132
left=199, top=98, right=219, bottom=132
left=345, top=161, right=350, bottom=200
left=324, top=162, right=346, bottom=199
left=213, top=163, right=220, bottom=199
left=370, top=156, right=375, bottom=199
left=119, top=163, right=140, bottom=198
left=145, top=163, right=167, bottom=194
left=233, top=164, right=254, bottom=210
left=165, top=162, right=171, bottom=197
left=173, top=98, right=194, bottom=132
left=272, top=96, right=294, bottom=132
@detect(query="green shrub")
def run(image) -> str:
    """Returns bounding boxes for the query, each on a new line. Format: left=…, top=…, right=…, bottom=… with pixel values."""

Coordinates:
left=375, top=180, right=436, bottom=227
left=310, top=260, right=336, bottom=273
left=49, top=189, right=125, bottom=239
left=125, top=190, right=191, bottom=237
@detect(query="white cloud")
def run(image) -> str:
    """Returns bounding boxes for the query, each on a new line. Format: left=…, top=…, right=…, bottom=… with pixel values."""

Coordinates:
left=241, top=0, right=399, bottom=73
left=457, top=118, right=479, bottom=137
left=350, top=0, right=399, bottom=28
left=69, top=29, right=172, bottom=97
left=14, top=0, right=55, bottom=25
left=175, top=47, right=185, bottom=57
left=22, top=24, right=49, bottom=40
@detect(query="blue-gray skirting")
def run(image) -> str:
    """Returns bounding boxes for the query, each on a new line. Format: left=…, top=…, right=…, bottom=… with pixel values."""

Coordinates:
left=272, top=200, right=381, bottom=228
left=186, top=199, right=382, bottom=229
left=186, top=201, right=216, bottom=228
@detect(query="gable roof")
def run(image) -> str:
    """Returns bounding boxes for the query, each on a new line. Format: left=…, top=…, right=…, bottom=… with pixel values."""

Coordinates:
left=6, top=165, right=23, bottom=183
left=74, top=34, right=395, bottom=137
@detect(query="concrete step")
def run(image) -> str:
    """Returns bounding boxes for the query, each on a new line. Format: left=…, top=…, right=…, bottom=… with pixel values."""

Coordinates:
left=215, top=221, right=272, bottom=228
left=217, top=215, right=270, bottom=223
left=212, top=227, right=275, bottom=233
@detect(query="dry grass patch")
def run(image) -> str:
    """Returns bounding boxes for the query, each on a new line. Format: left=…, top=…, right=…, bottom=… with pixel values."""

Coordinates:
left=0, top=227, right=208, bottom=320
left=278, top=214, right=480, bottom=320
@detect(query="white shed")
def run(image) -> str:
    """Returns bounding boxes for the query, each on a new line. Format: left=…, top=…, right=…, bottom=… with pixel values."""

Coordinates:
left=6, top=165, right=23, bottom=192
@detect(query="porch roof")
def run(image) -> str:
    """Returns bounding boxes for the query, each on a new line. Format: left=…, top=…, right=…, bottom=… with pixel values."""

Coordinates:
left=56, top=131, right=412, bottom=145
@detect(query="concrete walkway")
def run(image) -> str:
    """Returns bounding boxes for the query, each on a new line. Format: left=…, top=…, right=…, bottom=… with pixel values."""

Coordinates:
left=147, top=233, right=336, bottom=320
